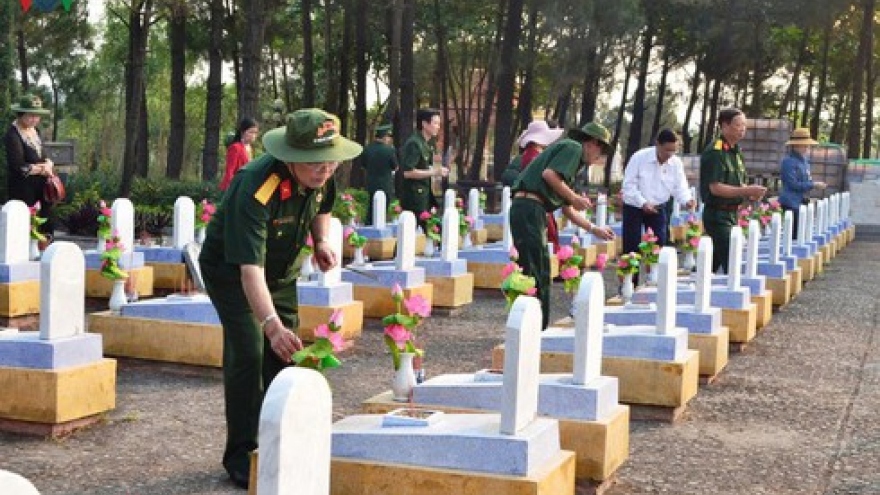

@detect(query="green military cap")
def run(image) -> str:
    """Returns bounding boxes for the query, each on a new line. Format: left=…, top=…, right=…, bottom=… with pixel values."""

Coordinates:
left=263, top=108, right=363, bottom=163
left=11, top=94, right=50, bottom=116
left=568, top=121, right=612, bottom=153
left=375, top=124, right=393, bottom=138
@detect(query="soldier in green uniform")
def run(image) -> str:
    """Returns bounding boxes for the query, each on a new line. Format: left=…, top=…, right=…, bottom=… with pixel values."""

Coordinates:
left=510, top=122, right=616, bottom=330
left=399, top=108, right=448, bottom=225
left=198, top=108, right=362, bottom=489
left=699, top=107, right=767, bottom=273
left=360, top=123, right=398, bottom=224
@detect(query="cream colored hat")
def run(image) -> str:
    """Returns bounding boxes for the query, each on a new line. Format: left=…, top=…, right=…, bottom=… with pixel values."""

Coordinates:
left=517, top=120, right=564, bottom=148
left=785, top=127, right=818, bottom=146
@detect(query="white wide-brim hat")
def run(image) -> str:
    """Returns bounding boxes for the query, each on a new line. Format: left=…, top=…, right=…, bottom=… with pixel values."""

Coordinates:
left=517, top=120, right=564, bottom=148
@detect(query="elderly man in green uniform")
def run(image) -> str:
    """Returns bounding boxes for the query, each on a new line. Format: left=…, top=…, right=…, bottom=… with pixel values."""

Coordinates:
left=199, top=108, right=362, bottom=489
left=399, top=108, right=448, bottom=225
left=511, top=122, right=616, bottom=330
left=700, top=107, right=767, bottom=273
left=360, top=123, right=398, bottom=224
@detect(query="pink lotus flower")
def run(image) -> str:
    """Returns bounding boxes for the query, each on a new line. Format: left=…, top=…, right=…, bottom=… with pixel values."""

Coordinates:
left=384, top=323, right=412, bottom=348
left=314, top=323, right=344, bottom=352
left=306, top=234, right=314, bottom=247
left=557, top=245, right=574, bottom=262
left=329, top=308, right=344, bottom=329
left=404, top=294, right=431, bottom=318
left=419, top=211, right=432, bottom=221
left=343, top=226, right=355, bottom=239
left=391, top=283, right=404, bottom=302
left=509, top=246, right=519, bottom=260
left=501, top=262, right=519, bottom=278
left=689, top=237, right=700, bottom=248
left=596, top=253, right=608, bottom=271
left=560, top=266, right=580, bottom=280
left=526, top=287, right=538, bottom=296
left=464, top=215, right=474, bottom=226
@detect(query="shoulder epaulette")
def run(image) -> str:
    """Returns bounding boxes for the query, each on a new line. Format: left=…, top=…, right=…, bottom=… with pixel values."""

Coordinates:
left=254, top=173, right=281, bottom=205
left=714, top=139, right=723, bottom=151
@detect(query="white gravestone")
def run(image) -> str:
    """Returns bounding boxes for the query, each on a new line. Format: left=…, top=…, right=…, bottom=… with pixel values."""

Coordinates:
left=596, top=202, right=607, bottom=229
left=440, top=208, right=459, bottom=262
left=317, top=218, right=343, bottom=286
left=572, top=273, right=604, bottom=385
left=745, top=220, right=760, bottom=278
left=258, top=367, right=332, bottom=495
left=371, top=191, right=386, bottom=228
left=111, top=198, right=135, bottom=255
left=501, top=200, right=513, bottom=252
left=468, top=188, right=481, bottom=220
left=782, top=211, right=794, bottom=257
left=395, top=211, right=416, bottom=271
left=39, top=242, right=86, bottom=340
left=797, top=205, right=808, bottom=246
left=0, top=200, right=30, bottom=264
left=768, top=213, right=782, bottom=265
left=655, top=247, right=677, bottom=335
left=694, top=237, right=713, bottom=314
left=173, top=196, right=196, bottom=249
left=0, top=470, right=40, bottom=495
left=726, top=227, right=744, bottom=290
left=444, top=189, right=457, bottom=212
left=501, top=186, right=512, bottom=215
left=805, top=202, right=815, bottom=241
left=500, top=296, right=542, bottom=435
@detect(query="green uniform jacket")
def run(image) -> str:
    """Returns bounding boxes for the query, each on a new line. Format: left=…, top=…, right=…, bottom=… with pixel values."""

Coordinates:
left=501, top=155, right=523, bottom=187
left=398, top=132, right=436, bottom=214
left=361, top=141, right=398, bottom=201
left=512, top=138, right=585, bottom=211
left=699, top=136, right=747, bottom=215
left=200, top=153, right=337, bottom=291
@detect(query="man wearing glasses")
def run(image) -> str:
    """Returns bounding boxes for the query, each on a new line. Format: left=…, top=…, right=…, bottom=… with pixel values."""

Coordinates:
left=199, top=108, right=362, bottom=489
left=621, top=129, right=695, bottom=283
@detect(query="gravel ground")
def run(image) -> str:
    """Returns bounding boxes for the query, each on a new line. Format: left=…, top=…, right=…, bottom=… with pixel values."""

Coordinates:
left=1, top=236, right=878, bottom=495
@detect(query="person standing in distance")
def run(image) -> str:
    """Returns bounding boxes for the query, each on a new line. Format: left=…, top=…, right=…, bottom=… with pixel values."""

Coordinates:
left=699, top=108, right=767, bottom=273
left=199, top=108, right=362, bottom=490
left=399, top=108, right=448, bottom=227
left=360, top=123, right=398, bottom=224
left=621, top=129, right=695, bottom=283
left=510, top=122, right=616, bottom=330
left=778, top=127, right=826, bottom=240
left=219, top=117, right=259, bottom=191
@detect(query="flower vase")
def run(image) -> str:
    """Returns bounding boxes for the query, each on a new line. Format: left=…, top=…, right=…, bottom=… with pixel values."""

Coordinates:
left=683, top=251, right=696, bottom=271
left=462, top=232, right=473, bottom=249
left=621, top=273, right=634, bottom=304
left=353, top=246, right=366, bottom=266
left=391, top=352, right=417, bottom=402
left=300, top=254, right=315, bottom=281
left=647, top=264, right=658, bottom=285
left=423, top=238, right=436, bottom=258
left=108, top=279, right=127, bottom=313
left=196, top=227, right=206, bottom=244
left=97, top=237, right=106, bottom=253
left=30, top=238, right=40, bottom=260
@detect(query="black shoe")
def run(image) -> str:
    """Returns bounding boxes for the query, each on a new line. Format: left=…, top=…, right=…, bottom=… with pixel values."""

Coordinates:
left=228, top=470, right=250, bottom=490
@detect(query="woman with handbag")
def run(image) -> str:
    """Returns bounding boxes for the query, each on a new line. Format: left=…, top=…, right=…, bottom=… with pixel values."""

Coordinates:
left=4, top=94, right=57, bottom=242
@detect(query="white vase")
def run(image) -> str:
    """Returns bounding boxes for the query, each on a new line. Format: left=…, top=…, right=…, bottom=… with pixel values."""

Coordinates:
left=621, top=273, right=634, bottom=304
left=353, top=246, right=366, bottom=266
left=462, top=232, right=473, bottom=249
left=97, top=237, right=106, bottom=253
left=647, top=264, right=658, bottom=285
left=196, top=227, right=206, bottom=244
left=683, top=251, right=696, bottom=271
left=423, top=238, right=436, bottom=258
left=108, top=279, right=127, bottom=313
left=30, top=238, right=40, bottom=260
left=391, top=352, right=417, bottom=402
left=300, top=253, right=315, bottom=280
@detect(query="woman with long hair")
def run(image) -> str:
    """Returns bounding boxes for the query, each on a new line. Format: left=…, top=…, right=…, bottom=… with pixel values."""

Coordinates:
left=219, top=117, right=259, bottom=191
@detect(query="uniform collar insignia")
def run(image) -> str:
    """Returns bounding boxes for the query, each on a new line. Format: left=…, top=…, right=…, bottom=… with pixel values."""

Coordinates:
left=280, top=179, right=292, bottom=201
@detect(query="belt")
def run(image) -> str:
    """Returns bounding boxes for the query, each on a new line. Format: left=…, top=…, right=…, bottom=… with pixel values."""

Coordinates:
left=513, top=191, right=546, bottom=206
left=710, top=203, right=741, bottom=212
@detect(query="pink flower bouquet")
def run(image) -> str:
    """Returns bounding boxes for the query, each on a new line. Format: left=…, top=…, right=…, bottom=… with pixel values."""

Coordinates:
left=292, top=309, right=345, bottom=373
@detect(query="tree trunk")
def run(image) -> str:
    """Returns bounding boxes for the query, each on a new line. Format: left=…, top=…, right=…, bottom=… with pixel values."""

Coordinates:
left=696, top=77, right=711, bottom=150
left=650, top=46, right=670, bottom=141
left=385, top=0, right=402, bottom=134
left=0, top=0, right=11, bottom=202
left=136, top=89, right=149, bottom=178
left=682, top=67, right=701, bottom=154
left=626, top=19, right=655, bottom=162
left=778, top=30, right=809, bottom=119
left=398, top=0, right=415, bottom=141
left=16, top=28, right=28, bottom=90
left=810, top=18, right=832, bottom=140
left=830, top=91, right=847, bottom=144
left=706, top=78, right=722, bottom=148
left=301, top=0, right=315, bottom=107
left=352, top=0, right=368, bottom=180
left=492, top=0, right=524, bottom=181
left=469, top=0, right=504, bottom=181
left=337, top=1, right=353, bottom=129
left=433, top=0, right=452, bottom=164
left=801, top=71, right=814, bottom=128
left=579, top=44, right=603, bottom=125
left=166, top=5, right=187, bottom=180
left=120, top=0, right=153, bottom=198
left=606, top=53, right=634, bottom=187
left=860, top=0, right=874, bottom=158
left=239, top=0, right=267, bottom=122
left=516, top=2, right=538, bottom=134
left=201, top=0, right=224, bottom=181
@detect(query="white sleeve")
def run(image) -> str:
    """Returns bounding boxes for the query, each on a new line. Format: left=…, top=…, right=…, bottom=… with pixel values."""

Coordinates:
left=621, top=155, right=646, bottom=208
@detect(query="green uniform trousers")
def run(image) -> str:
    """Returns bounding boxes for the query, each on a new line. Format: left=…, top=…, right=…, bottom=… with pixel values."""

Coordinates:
left=202, top=267, right=299, bottom=478
left=510, top=198, right=551, bottom=330
left=702, top=208, right=736, bottom=274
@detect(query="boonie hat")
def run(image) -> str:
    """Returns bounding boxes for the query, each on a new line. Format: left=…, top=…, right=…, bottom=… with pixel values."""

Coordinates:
left=375, top=124, right=393, bottom=138
left=568, top=121, right=612, bottom=153
left=785, top=127, right=818, bottom=146
left=517, top=120, right=564, bottom=148
left=10, top=94, right=50, bottom=116
left=262, top=108, right=363, bottom=163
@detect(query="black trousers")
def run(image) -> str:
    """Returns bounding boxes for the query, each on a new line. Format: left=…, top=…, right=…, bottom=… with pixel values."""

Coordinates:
left=622, top=203, right=668, bottom=285
left=510, top=198, right=551, bottom=330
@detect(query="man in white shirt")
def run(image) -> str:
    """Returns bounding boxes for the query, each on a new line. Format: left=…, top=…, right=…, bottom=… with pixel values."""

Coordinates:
left=621, top=129, right=695, bottom=282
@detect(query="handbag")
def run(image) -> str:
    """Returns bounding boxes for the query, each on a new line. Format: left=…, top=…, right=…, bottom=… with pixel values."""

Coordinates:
left=43, top=174, right=66, bottom=204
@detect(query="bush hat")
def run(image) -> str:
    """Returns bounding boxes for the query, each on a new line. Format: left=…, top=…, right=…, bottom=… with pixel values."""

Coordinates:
left=374, top=124, right=393, bottom=138
left=11, top=94, right=50, bottom=116
left=568, top=121, right=612, bottom=153
left=263, top=108, right=363, bottom=163
left=517, top=120, right=564, bottom=148
left=785, top=127, right=818, bottom=146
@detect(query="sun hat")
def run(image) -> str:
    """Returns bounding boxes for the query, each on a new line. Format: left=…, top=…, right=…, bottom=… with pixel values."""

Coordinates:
left=517, top=120, right=564, bottom=148
left=785, top=127, right=818, bottom=146
left=262, top=108, right=363, bottom=163
left=10, top=94, right=50, bottom=116
left=374, top=124, right=393, bottom=138
left=568, top=121, right=612, bottom=153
